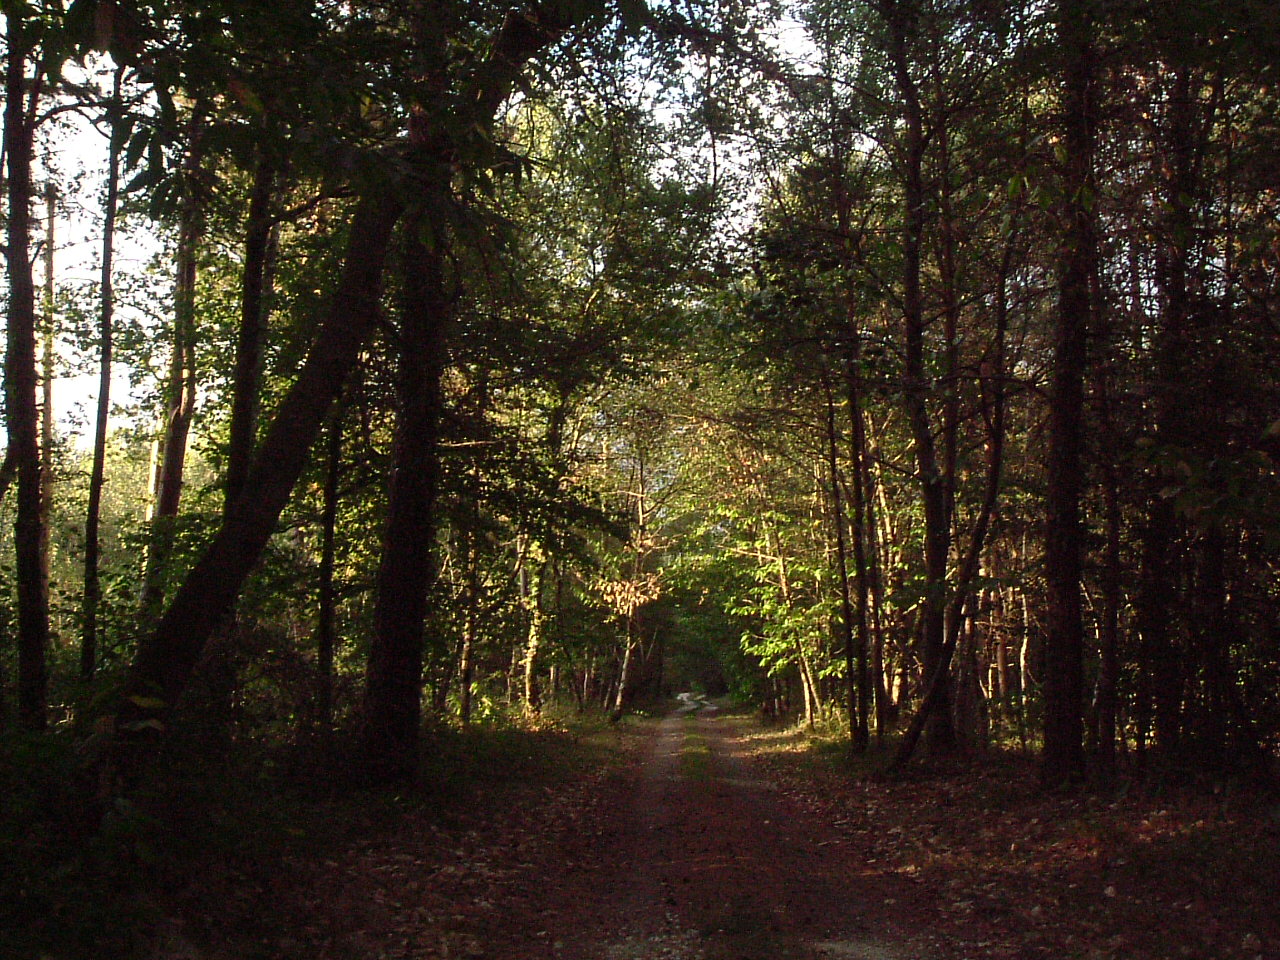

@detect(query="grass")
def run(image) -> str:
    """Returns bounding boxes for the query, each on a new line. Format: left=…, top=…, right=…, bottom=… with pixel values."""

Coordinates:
left=679, top=731, right=714, bottom=780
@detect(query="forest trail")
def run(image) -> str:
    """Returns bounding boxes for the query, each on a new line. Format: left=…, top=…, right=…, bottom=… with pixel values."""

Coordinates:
left=247, top=704, right=947, bottom=960
left=145, top=705, right=1280, bottom=960
left=545, top=703, right=930, bottom=960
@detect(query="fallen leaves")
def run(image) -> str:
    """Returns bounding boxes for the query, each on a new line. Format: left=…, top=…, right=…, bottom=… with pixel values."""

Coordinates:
left=748, top=740, right=1280, bottom=960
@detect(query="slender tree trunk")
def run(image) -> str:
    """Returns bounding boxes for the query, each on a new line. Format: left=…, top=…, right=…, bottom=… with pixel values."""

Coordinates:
left=892, top=233, right=1013, bottom=771
left=1094, top=320, right=1123, bottom=783
left=822, top=375, right=864, bottom=750
left=225, top=156, right=277, bottom=512
left=82, top=66, right=125, bottom=681
left=611, top=621, right=637, bottom=721
left=4, top=18, right=50, bottom=730
left=363, top=206, right=450, bottom=784
left=317, top=405, right=343, bottom=736
left=523, top=556, right=547, bottom=717
left=1140, top=68, right=1198, bottom=764
left=856, top=404, right=890, bottom=736
left=881, top=0, right=954, bottom=753
left=843, top=356, right=874, bottom=744
left=831, top=127, right=876, bottom=745
left=1041, top=0, right=1095, bottom=789
left=459, top=532, right=478, bottom=725
left=142, top=133, right=205, bottom=618
left=39, top=185, right=55, bottom=600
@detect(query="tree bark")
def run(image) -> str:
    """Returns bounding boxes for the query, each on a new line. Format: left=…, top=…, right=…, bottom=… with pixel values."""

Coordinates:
left=363, top=207, right=450, bottom=784
left=82, top=66, right=125, bottom=681
left=1139, top=67, right=1198, bottom=764
left=459, top=530, right=479, bottom=725
left=225, top=155, right=277, bottom=513
left=523, top=555, right=548, bottom=717
left=881, top=0, right=955, bottom=753
left=316, top=404, right=343, bottom=737
left=4, top=16, right=50, bottom=730
left=1041, top=0, right=1095, bottom=790
left=822, top=375, right=865, bottom=750
left=40, top=185, right=55, bottom=601
left=141, top=128, right=205, bottom=619
left=891, top=226, right=1013, bottom=771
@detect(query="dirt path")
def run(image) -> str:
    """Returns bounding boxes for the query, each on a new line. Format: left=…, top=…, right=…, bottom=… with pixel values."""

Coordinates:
left=102, top=702, right=1280, bottom=959
left=546, top=705, right=933, bottom=960
left=219, top=707, right=987, bottom=960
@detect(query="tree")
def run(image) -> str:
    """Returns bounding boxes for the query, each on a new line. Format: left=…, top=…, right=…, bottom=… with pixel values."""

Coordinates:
left=1040, top=0, right=1094, bottom=790
left=4, top=7, right=54, bottom=730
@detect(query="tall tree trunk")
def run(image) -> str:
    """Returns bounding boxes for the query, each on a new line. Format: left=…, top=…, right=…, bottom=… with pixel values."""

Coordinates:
left=141, top=132, right=205, bottom=618
left=1094, top=297, right=1123, bottom=783
left=40, top=184, right=55, bottom=600
left=854, top=397, right=890, bottom=736
left=831, top=122, right=876, bottom=745
left=843, top=355, right=875, bottom=744
left=822, top=374, right=865, bottom=750
left=82, top=66, right=125, bottom=681
left=363, top=207, right=450, bottom=784
left=4, top=17, right=50, bottom=730
left=225, top=156, right=277, bottom=513
left=1041, top=0, right=1096, bottom=789
left=1140, top=67, right=1197, bottom=765
left=891, top=228, right=1013, bottom=771
left=458, top=530, right=479, bottom=725
left=881, top=0, right=955, bottom=753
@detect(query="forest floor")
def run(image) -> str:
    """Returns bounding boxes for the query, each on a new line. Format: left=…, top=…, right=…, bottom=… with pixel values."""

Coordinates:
left=124, top=699, right=1280, bottom=960
left=18, top=702, right=1277, bottom=959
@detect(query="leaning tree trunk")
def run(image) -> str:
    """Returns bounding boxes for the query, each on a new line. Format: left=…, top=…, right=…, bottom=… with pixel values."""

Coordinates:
left=1041, top=0, right=1096, bottom=790
left=115, top=193, right=402, bottom=734
left=5, top=16, right=50, bottom=730
left=363, top=206, right=450, bottom=784
left=109, top=0, right=605, bottom=769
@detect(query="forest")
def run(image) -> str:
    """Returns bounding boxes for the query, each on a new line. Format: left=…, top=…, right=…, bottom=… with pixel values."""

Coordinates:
left=2, top=0, right=1279, bottom=957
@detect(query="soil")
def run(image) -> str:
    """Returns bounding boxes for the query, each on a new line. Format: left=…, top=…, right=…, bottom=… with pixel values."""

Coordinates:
left=186, top=703, right=953, bottom=960
left=158, top=702, right=1280, bottom=960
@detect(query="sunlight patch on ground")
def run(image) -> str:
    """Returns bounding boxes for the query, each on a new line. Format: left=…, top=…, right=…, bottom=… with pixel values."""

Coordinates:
left=809, top=939, right=910, bottom=959
left=603, top=916, right=706, bottom=960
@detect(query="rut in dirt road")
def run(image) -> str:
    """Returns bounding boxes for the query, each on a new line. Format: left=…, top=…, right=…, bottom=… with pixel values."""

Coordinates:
left=558, top=704, right=928, bottom=960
